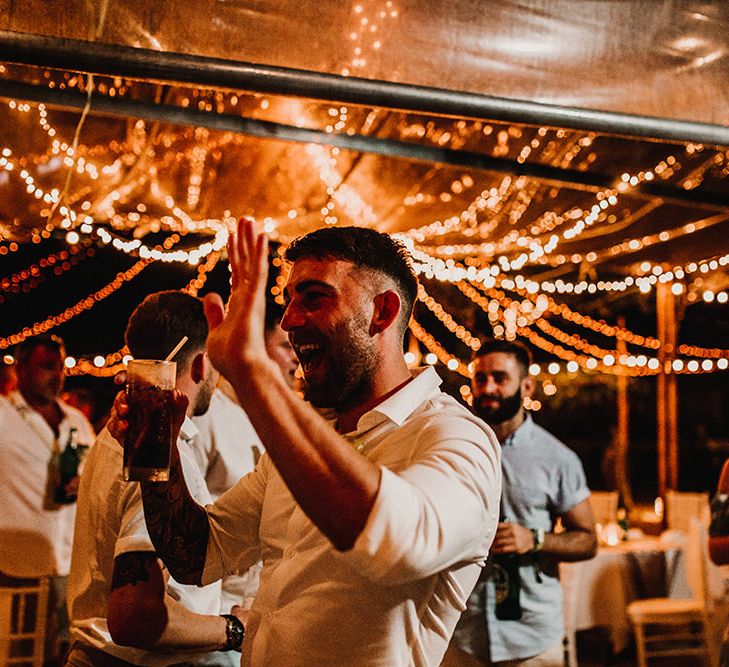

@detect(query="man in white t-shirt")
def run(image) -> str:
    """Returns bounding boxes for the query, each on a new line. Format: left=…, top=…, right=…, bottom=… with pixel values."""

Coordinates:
left=0, top=334, right=95, bottom=664
left=66, top=291, right=246, bottom=667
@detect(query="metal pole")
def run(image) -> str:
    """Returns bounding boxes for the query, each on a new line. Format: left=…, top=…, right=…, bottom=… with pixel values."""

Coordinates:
left=1, top=30, right=729, bottom=148
left=615, top=316, right=633, bottom=510
left=0, top=78, right=728, bottom=211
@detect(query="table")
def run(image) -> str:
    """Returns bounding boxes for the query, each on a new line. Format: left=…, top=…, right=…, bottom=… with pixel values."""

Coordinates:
left=560, top=536, right=690, bottom=653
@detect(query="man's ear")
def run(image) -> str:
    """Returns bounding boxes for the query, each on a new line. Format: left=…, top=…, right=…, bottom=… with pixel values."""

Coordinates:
left=370, top=290, right=401, bottom=336
left=190, top=352, right=206, bottom=384
left=521, top=375, right=536, bottom=399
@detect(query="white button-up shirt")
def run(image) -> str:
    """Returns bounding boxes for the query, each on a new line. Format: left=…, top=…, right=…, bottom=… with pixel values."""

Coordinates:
left=0, top=391, right=95, bottom=577
left=203, top=367, right=501, bottom=666
left=68, top=418, right=222, bottom=666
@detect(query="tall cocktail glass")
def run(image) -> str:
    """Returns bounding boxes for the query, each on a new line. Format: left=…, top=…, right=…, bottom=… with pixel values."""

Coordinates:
left=123, top=359, right=176, bottom=482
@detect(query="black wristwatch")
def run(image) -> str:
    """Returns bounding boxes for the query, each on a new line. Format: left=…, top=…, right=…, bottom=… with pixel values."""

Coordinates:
left=221, top=613, right=245, bottom=652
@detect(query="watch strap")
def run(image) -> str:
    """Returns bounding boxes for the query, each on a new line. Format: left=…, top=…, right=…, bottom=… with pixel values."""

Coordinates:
left=221, top=613, right=245, bottom=652
left=530, top=528, right=545, bottom=553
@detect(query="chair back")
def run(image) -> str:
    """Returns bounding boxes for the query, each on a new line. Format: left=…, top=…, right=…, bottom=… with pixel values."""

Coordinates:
left=684, top=518, right=711, bottom=609
left=560, top=560, right=585, bottom=667
left=666, top=490, right=710, bottom=533
left=588, top=490, right=619, bottom=526
left=0, top=578, right=49, bottom=667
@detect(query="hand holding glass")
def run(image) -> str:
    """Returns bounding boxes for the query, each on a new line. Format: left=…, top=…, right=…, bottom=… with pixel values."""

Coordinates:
left=124, top=359, right=176, bottom=482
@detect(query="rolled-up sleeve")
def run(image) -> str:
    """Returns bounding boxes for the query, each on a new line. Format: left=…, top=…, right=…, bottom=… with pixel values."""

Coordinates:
left=343, top=414, right=501, bottom=585
left=201, top=454, right=269, bottom=585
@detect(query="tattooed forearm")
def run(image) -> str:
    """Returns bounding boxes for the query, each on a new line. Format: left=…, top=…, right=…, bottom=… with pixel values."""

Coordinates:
left=141, top=449, right=210, bottom=584
left=111, top=551, right=155, bottom=589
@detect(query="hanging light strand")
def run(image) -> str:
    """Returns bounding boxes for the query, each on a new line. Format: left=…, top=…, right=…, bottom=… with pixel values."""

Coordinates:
left=408, top=319, right=470, bottom=377
left=0, top=258, right=152, bottom=350
left=1, top=243, right=93, bottom=295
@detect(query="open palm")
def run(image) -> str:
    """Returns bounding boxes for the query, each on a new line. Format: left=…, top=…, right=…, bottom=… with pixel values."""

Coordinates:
left=204, top=217, right=270, bottom=380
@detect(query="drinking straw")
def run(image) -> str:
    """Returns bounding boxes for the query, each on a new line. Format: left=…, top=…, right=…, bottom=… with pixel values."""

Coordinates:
left=164, top=336, right=188, bottom=362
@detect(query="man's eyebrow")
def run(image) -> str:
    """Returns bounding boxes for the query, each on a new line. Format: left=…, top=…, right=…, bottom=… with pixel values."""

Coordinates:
left=283, top=280, right=336, bottom=303
left=289, top=280, right=336, bottom=294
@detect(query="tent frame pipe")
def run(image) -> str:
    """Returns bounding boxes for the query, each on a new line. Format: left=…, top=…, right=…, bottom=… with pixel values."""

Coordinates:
left=1, top=29, right=729, bottom=148
left=1, top=78, right=728, bottom=212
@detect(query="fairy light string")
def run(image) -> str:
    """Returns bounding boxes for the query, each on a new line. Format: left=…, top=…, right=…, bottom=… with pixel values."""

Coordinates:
left=0, top=243, right=94, bottom=296
left=0, top=257, right=152, bottom=350
left=0, top=70, right=727, bottom=379
left=66, top=248, right=223, bottom=376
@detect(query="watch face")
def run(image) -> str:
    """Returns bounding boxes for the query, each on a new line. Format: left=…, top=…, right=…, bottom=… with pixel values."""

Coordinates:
left=224, top=614, right=244, bottom=651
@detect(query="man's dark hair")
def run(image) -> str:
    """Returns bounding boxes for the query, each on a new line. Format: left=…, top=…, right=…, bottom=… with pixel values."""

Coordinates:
left=15, top=334, right=65, bottom=366
left=125, top=291, right=208, bottom=374
left=284, top=226, right=418, bottom=334
left=473, top=338, right=533, bottom=378
left=264, top=299, right=285, bottom=334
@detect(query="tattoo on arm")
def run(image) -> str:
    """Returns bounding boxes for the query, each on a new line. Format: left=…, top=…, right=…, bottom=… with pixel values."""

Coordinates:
left=111, top=551, right=156, bottom=590
left=141, top=450, right=210, bottom=584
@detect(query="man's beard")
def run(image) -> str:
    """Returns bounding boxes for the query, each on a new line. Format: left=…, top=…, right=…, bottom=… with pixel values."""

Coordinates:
left=473, top=387, right=523, bottom=425
left=302, top=313, right=378, bottom=412
left=193, top=369, right=218, bottom=416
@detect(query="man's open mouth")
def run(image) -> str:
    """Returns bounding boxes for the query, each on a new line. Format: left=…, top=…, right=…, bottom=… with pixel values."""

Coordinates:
left=295, top=343, right=326, bottom=375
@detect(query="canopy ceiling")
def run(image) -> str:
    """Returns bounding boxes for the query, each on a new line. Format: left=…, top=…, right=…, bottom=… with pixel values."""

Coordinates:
left=0, top=1, right=728, bottom=377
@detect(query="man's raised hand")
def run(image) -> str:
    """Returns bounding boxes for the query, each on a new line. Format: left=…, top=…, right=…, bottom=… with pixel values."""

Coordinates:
left=204, top=217, right=270, bottom=380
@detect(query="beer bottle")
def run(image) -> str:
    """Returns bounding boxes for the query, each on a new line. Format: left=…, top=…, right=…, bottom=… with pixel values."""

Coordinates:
left=617, top=506, right=629, bottom=541
left=493, top=519, right=522, bottom=620
left=54, top=427, right=80, bottom=504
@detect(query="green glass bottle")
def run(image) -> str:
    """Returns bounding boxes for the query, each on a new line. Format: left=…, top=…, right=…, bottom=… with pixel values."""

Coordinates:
left=493, top=518, right=521, bottom=620
left=54, top=427, right=80, bottom=504
left=617, top=507, right=629, bottom=541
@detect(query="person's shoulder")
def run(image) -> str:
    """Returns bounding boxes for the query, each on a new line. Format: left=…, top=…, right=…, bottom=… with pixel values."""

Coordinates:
left=421, top=390, right=479, bottom=423
left=416, top=391, right=499, bottom=446
left=59, top=399, right=96, bottom=437
left=528, top=419, right=580, bottom=462
left=86, top=426, right=123, bottom=467
left=0, top=393, right=22, bottom=427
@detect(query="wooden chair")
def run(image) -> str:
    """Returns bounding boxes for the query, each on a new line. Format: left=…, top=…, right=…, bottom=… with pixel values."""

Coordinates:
left=0, top=578, right=50, bottom=667
left=560, top=559, right=585, bottom=667
left=626, top=519, right=716, bottom=666
left=665, top=489, right=710, bottom=533
left=588, top=490, right=619, bottom=526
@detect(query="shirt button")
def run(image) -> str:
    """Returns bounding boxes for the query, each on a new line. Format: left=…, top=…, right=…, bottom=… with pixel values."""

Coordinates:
left=284, top=547, right=296, bottom=559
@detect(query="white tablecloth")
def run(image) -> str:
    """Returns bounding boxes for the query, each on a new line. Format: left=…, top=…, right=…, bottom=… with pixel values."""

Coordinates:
left=560, top=536, right=690, bottom=652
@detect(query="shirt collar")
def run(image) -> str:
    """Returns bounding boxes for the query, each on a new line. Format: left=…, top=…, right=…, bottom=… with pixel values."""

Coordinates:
left=503, top=411, right=534, bottom=448
left=9, top=389, right=67, bottom=416
left=313, top=367, right=443, bottom=434
left=353, top=366, right=443, bottom=433
left=8, top=390, right=30, bottom=412
left=179, top=415, right=199, bottom=444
